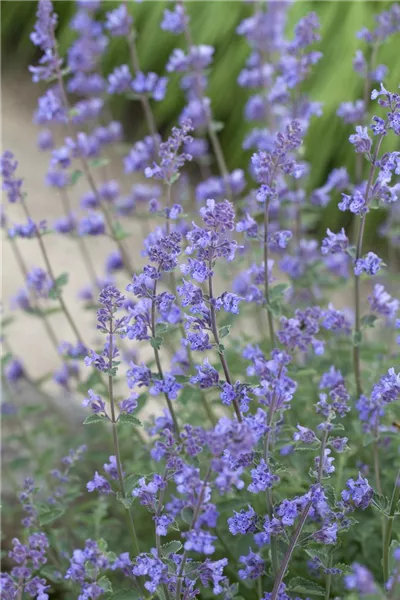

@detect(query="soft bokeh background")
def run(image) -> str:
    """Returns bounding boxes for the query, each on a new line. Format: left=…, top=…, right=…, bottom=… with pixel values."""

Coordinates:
left=2, top=0, right=400, bottom=244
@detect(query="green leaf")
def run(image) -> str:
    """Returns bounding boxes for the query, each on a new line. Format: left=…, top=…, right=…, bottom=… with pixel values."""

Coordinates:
left=294, top=368, right=318, bottom=378
left=333, top=562, right=352, bottom=575
left=1, top=352, right=12, bottom=367
left=124, top=474, right=145, bottom=496
left=39, top=507, right=65, bottom=526
left=97, top=576, right=113, bottom=594
left=266, top=301, right=281, bottom=317
left=83, top=414, right=109, bottom=425
left=160, top=541, right=182, bottom=556
left=211, top=120, right=224, bottom=132
left=116, top=492, right=134, bottom=509
left=113, top=222, right=131, bottom=241
left=219, top=325, right=231, bottom=339
left=150, top=336, right=163, bottom=350
left=89, top=157, right=110, bottom=169
left=70, top=170, right=83, bottom=186
left=155, top=587, right=168, bottom=600
left=361, top=314, right=379, bottom=329
left=184, top=561, right=203, bottom=578
left=369, top=197, right=380, bottom=210
left=352, top=330, right=362, bottom=346
left=270, top=283, right=290, bottom=300
left=1, top=316, right=15, bottom=329
left=155, top=322, right=169, bottom=335
left=178, top=387, right=199, bottom=406
left=40, top=566, right=63, bottom=583
left=48, top=272, right=69, bottom=299
left=362, top=432, right=376, bottom=447
left=218, top=343, right=225, bottom=355
left=118, top=413, right=142, bottom=427
left=169, top=172, right=180, bottom=185
left=346, top=246, right=357, bottom=259
left=371, top=493, right=389, bottom=516
left=287, top=577, right=325, bottom=597
left=174, top=374, right=190, bottom=384
left=181, top=506, right=194, bottom=525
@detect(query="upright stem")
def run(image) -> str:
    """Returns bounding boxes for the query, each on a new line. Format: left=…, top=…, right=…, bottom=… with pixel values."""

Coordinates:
left=59, top=189, right=99, bottom=289
left=325, top=554, right=333, bottom=600
left=356, top=43, right=379, bottom=183
left=176, top=316, right=216, bottom=425
left=263, top=364, right=284, bottom=576
left=208, top=266, right=242, bottom=422
left=177, top=0, right=232, bottom=200
left=261, top=153, right=279, bottom=348
left=52, top=48, right=136, bottom=279
left=20, top=199, right=84, bottom=345
left=108, top=321, right=141, bottom=557
left=175, top=467, right=212, bottom=600
left=78, top=158, right=136, bottom=278
left=373, top=434, right=383, bottom=496
left=151, top=278, right=181, bottom=437
left=162, top=180, right=216, bottom=426
left=8, top=235, right=60, bottom=353
left=124, top=5, right=159, bottom=150
left=383, top=469, right=400, bottom=584
left=352, top=131, right=386, bottom=397
left=270, top=431, right=329, bottom=600
left=165, top=182, right=172, bottom=235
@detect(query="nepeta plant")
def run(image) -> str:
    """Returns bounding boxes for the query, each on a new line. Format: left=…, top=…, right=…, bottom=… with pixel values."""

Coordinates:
left=1, top=2, right=400, bottom=600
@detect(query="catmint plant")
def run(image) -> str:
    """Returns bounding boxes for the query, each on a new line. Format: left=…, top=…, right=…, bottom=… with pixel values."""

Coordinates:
left=1, top=2, right=400, bottom=600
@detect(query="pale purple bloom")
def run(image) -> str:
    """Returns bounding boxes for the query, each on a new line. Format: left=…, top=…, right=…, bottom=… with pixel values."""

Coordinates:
left=354, top=252, right=382, bottom=276
left=105, top=5, right=132, bottom=36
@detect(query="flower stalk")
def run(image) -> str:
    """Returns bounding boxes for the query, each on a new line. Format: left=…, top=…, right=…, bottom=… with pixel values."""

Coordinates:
left=353, top=130, right=386, bottom=397
left=383, top=468, right=400, bottom=584
left=269, top=430, right=330, bottom=600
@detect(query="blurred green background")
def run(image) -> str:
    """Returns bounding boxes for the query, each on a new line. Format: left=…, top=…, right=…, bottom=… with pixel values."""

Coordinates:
left=2, top=0, right=400, bottom=244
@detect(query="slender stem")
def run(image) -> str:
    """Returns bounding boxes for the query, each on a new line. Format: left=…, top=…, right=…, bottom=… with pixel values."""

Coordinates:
left=263, top=364, right=284, bottom=576
left=373, top=438, right=383, bottom=496
left=52, top=44, right=136, bottom=279
left=177, top=0, right=232, bottom=200
left=154, top=477, right=171, bottom=600
left=20, top=199, right=84, bottom=345
left=383, top=469, right=400, bottom=584
left=179, top=320, right=216, bottom=426
left=108, top=321, right=141, bottom=558
left=165, top=183, right=172, bottom=236
left=59, top=188, right=99, bottom=289
left=175, top=467, right=212, bottom=600
left=294, top=197, right=302, bottom=247
left=170, top=267, right=216, bottom=425
left=79, top=159, right=136, bottom=278
left=325, top=554, right=333, bottom=600
left=124, top=9, right=159, bottom=149
left=356, top=43, right=379, bottom=183
left=257, top=575, right=263, bottom=600
left=207, top=126, right=232, bottom=201
left=352, top=130, right=386, bottom=397
left=262, top=160, right=279, bottom=348
left=207, top=268, right=242, bottom=422
left=270, top=431, right=329, bottom=600
left=8, top=235, right=60, bottom=353
left=151, top=278, right=181, bottom=437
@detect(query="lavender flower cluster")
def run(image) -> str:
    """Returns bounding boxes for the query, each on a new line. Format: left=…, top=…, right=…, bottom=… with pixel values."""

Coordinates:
left=1, top=2, right=400, bottom=600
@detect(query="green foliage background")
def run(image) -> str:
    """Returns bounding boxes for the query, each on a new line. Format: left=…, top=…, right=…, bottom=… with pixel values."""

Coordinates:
left=2, top=0, right=400, bottom=243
